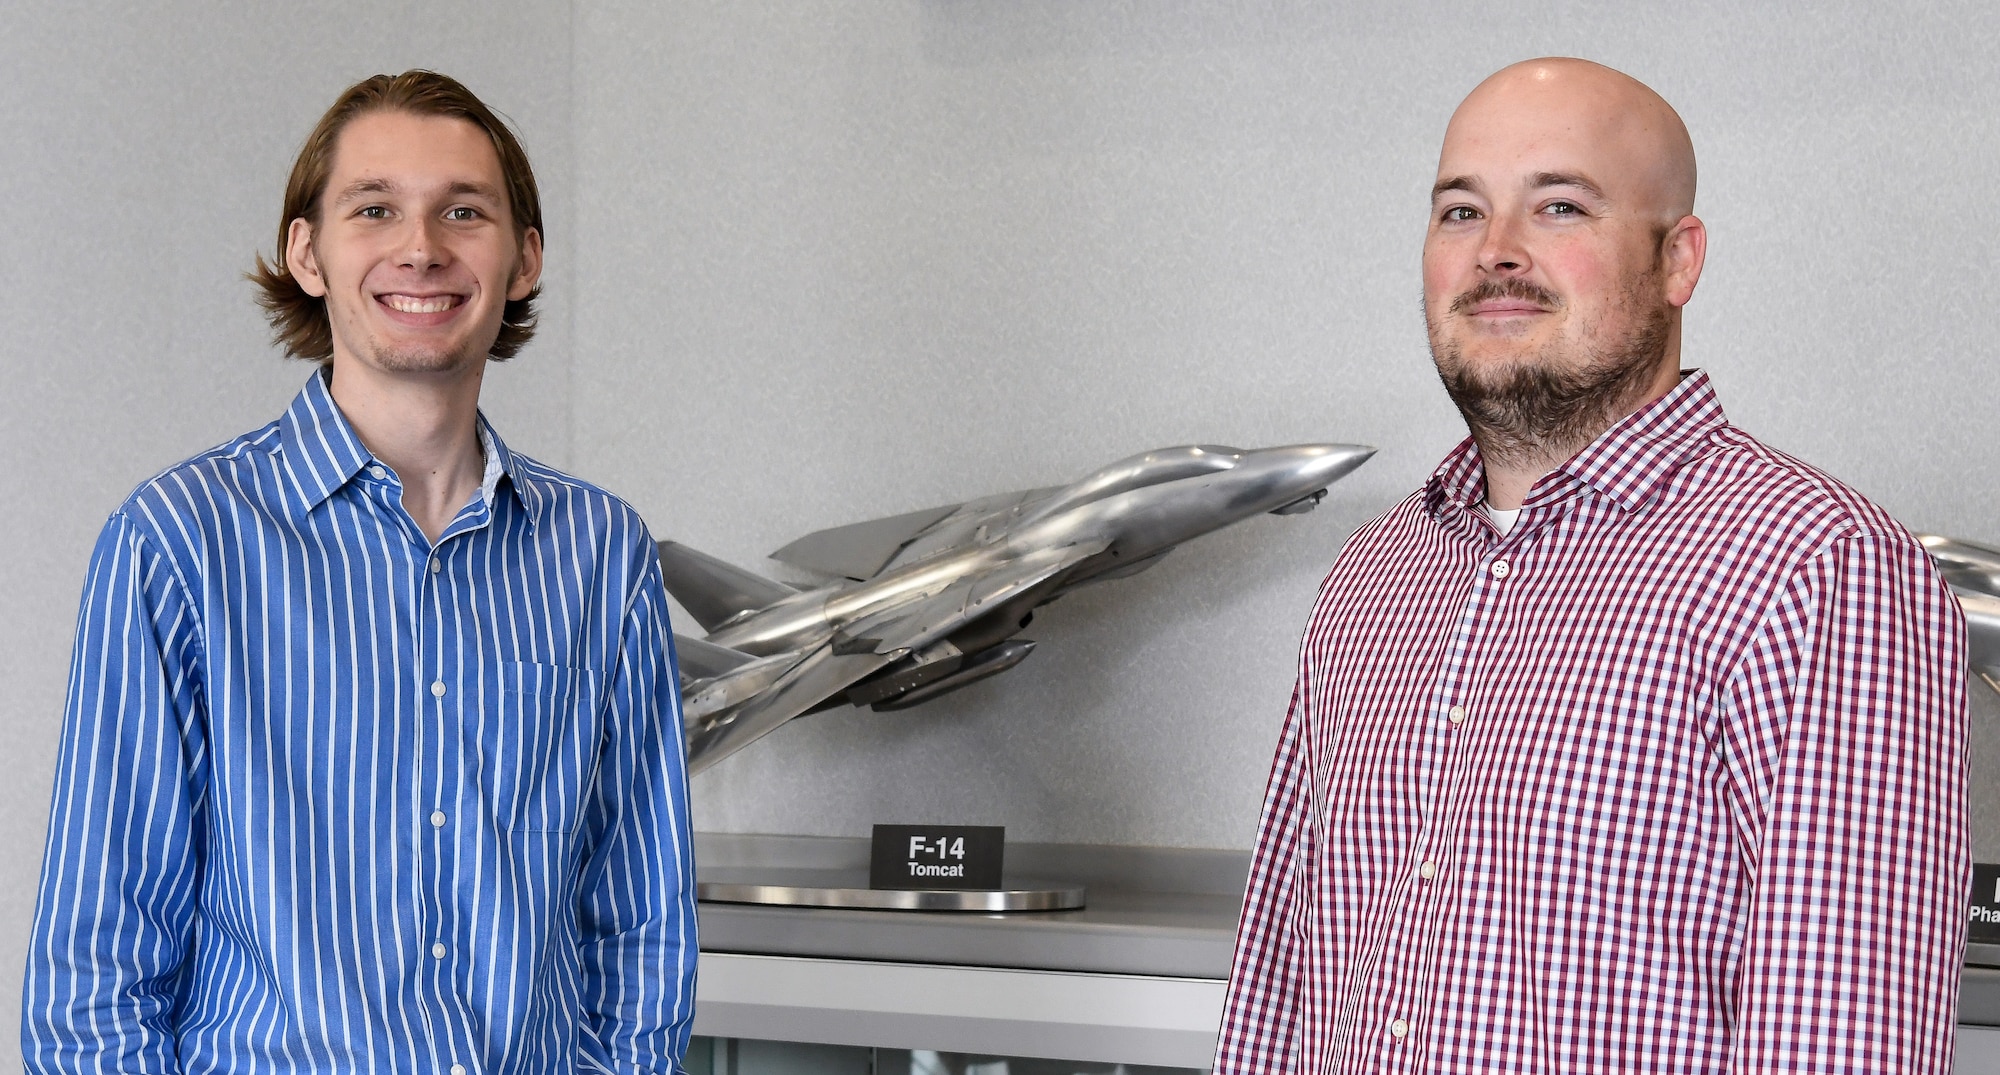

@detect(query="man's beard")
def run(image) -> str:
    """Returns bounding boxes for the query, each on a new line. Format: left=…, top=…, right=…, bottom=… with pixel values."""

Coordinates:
left=370, top=342, right=482, bottom=372
left=1428, top=276, right=1673, bottom=473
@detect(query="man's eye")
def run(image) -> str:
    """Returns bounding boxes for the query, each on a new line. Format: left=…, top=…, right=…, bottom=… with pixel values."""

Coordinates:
left=1542, top=201, right=1582, bottom=216
left=358, top=206, right=389, bottom=220
left=1440, top=206, right=1480, bottom=223
left=445, top=207, right=480, bottom=222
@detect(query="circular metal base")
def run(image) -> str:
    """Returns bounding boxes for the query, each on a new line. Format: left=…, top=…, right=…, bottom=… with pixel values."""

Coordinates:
left=697, top=867, right=1085, bottom=912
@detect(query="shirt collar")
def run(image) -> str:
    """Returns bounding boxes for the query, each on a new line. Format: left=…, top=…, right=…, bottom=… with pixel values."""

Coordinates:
left=1426, top=369, right=1729, bottom=519
left=278, top=367, right=372, bottom=513
left=278, top=367, right=540, bottom=524
left=475, top=414, right=542, bottom=525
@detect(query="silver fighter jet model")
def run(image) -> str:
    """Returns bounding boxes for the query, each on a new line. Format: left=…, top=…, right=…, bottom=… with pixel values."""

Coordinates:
left=663, top=443, right=1375, bottom=774
left=1919, top=534, right=2000, bottom=692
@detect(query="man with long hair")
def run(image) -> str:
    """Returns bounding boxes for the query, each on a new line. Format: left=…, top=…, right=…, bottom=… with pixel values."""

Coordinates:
left=24, top=71, right=697, bottom=1073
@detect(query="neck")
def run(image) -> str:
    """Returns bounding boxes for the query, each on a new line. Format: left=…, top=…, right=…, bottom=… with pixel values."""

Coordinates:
left=1477, top=355, right=1682, bottom=511
left=326, top=357, right=487, bottom=542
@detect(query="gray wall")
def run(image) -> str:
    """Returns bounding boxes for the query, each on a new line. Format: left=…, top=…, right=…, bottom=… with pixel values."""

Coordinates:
left=3, top=1, right=1996, bottom=1064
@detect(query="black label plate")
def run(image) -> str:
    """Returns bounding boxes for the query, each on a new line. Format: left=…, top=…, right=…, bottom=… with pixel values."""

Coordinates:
left=869, top=824, right=1004, bottom=890
left=1972, top=863, right=2000, bottom=944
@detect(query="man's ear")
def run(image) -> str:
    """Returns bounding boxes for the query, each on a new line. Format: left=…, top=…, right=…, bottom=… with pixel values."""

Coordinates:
left=285, top=217, right=327, bottom=298
left=1661, top=214, right=1706, bottom=309
left=508, top=226, right=544, bottom=302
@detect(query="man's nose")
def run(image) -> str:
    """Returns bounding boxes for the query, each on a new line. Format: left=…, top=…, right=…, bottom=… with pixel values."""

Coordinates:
left=1477, top=214, right=1530, bottom=275
left=396, top=216, right=445, bottom=269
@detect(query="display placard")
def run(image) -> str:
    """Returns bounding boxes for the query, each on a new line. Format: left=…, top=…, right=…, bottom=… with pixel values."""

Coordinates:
left=869, top=825, right=1004, bottom=890
left=1972, top=863, right=2000, bottom=944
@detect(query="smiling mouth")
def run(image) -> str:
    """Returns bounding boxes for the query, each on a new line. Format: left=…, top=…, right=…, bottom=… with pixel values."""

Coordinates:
left=379, top=294, right=465, bottom=315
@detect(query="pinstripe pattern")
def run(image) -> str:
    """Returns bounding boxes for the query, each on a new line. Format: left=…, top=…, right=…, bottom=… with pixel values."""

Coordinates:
left=1217, top=372, right=1968, bottom=1074
left=23, top=370, right=698, bottom=1074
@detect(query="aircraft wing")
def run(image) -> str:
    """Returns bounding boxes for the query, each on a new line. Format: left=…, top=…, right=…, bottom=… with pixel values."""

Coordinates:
left=685, top=646, right=903, bottom=774
left=834, top=539, right=1110, bottom=657
left=672, top=633, right=759, bottom=681
left=768, top=485, right=1070, bottom=581
left=683, top=540, right=1109, bottom=774
left=768, top=503, right=962, bottom=580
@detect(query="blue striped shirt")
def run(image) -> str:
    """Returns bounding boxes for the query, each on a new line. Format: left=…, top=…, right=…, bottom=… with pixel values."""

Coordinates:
left=24, top=370, right=698, bottom=1074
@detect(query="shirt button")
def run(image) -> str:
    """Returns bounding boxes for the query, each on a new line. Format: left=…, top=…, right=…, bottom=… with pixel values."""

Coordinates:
left=450, top=1066, right=466, bottom=1075
left=1448, top=704, right=1466, bottom=725
left=1390, top=1018, right=1410, bottom=1040
left=430, top=680, right=447, bottom=698
left=368, top=465, right=387, bottom=480
left=432, top=942, right=447, bottom=959
left=1490, top=559, right=1511, bottom=579
left=429, top=559, right=443, bottom=574
left=430, top=811, right=447, bottom=828
left=1418, top=860, right=1437, bottom=880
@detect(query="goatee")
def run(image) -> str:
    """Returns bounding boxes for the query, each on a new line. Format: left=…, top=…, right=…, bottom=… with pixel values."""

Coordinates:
left=1429, top=277, right=1672, bottom=473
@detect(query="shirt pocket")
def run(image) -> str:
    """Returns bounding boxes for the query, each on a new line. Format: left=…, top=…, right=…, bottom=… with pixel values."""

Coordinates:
left=492, top=661, right=601, bottom=834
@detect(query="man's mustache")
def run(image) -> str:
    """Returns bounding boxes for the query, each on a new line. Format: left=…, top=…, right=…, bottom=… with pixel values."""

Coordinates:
left=1449, top=278, right=1562, bottom=314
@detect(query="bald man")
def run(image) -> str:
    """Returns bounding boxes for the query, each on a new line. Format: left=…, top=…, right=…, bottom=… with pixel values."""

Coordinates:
left=1218, top=59, right=1967, bottom=1072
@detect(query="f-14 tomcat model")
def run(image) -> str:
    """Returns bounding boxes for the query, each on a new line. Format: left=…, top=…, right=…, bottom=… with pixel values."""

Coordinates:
left=662, top=443, right=1375, bottom=773
left=1919, top=534, right=2000, bottom=688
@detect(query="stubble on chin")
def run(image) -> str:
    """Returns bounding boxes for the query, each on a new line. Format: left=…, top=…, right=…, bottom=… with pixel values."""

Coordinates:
left=368, top=344, right=485, bottom=374
left=1426, top=282, right=1672, bottom=474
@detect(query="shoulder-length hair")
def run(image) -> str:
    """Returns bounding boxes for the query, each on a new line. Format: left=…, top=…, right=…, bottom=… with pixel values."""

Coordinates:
left=248, top=70, right=544, bottom=362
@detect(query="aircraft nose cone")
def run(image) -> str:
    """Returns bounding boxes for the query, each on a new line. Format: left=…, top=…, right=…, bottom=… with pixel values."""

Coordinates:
left=1260, top=443, right=1377, bottom=486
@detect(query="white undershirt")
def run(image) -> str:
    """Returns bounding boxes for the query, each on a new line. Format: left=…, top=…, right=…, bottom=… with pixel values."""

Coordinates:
left=476, top=421, right=502, bottom=509
left=1484, top=503, right=1521, bottom=537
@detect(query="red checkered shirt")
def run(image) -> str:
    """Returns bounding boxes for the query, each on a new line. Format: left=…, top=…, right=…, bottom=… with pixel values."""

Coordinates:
left=1217, top=371, right=1968, bottom=1073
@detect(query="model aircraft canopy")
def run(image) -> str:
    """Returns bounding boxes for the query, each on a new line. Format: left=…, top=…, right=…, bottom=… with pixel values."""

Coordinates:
left=1019, top=445, right=1245, bottom=526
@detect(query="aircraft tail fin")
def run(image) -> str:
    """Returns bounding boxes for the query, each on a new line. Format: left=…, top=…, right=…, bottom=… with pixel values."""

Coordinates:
left=657, top=541, right=797, bottom=633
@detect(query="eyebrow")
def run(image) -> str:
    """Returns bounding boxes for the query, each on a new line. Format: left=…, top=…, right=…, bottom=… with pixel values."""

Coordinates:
left=329, top=178, right=505, bottom=205
left=1430, top=171, right=1608, bottom=202
left=1431, top=175, right=1480, bottom=201
left=331, top=178, right=395, bottom=205
left=1530, top=171, right=1606, bottom=200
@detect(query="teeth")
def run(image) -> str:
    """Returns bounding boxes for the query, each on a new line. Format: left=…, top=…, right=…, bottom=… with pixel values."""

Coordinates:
left=384, top=295, right=459, bottom=314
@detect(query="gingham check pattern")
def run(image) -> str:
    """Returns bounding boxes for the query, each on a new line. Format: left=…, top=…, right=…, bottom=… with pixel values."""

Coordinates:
left=1217, top=371, right=1968, bottom=1074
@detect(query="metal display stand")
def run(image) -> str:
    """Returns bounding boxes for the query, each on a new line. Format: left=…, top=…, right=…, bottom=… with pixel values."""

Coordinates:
left=698, top=867, right=1084, bottom=912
